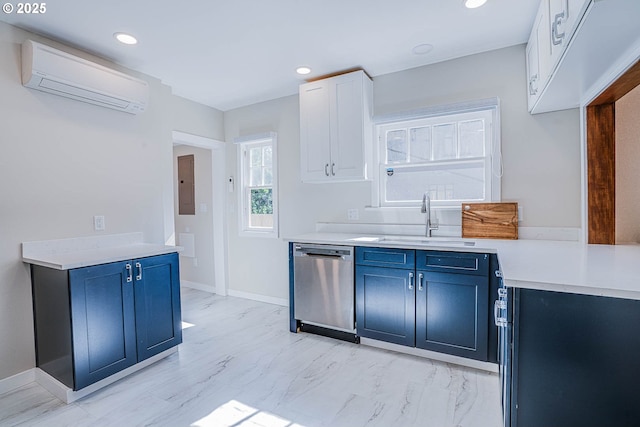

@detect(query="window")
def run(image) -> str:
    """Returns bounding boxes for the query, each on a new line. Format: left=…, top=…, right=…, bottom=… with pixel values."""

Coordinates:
left=236, top=133, right=278, bottom=237
left=375, top=102, right=500, bottom=208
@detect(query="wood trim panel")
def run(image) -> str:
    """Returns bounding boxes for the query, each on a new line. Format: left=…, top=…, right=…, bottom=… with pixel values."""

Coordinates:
left=586, top=104, right=615, bottom=244
left=590, top=60, right=640, bottom=106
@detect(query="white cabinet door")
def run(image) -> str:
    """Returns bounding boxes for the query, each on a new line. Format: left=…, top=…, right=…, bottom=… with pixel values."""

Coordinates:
left=549, top=0, right=569, bottom=68
left=331, top=72, right=368, bottom=180
left=299, top=80, right=332, bottom=181
left=548, top=0, right=590, bottom=68
left=299, top=70, right=372, bottom=183
left=526, top=1, right=551, bottom=111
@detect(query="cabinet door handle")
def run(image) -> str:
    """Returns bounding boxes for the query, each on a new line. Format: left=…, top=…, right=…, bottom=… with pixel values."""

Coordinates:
left=125, top=263, right=133, bottom=283
left=135, top=262, right=142, bottom=281
left=418, top=273, right=424, bottom=291
left=408, top=272, right=414, bottom=290
left=331, top=163, right=336, bottom=176
left=552, top=11, right=566, bottom=45
left=529, top=75, right=538, bottom=96
left=324, top=163, right=330, bottom=176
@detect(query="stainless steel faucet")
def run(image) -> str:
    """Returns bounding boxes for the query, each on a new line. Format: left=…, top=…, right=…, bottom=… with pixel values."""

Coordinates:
left=421, top=192, right=439, bottom=237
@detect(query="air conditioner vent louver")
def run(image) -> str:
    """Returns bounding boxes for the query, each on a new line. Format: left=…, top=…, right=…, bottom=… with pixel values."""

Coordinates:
left=21, top=40, right=148, bottom=114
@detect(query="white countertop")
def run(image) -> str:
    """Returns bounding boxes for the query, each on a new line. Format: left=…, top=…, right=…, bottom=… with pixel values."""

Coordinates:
left=22, top=232, right=182, bottom=270
left=288, top=232, right=640, bottom=300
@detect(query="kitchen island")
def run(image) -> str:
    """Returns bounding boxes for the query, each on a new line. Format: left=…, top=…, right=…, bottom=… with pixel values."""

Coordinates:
left=22, top=232, right=183, bottom=403
left=288, top=232, right=640, bottom=427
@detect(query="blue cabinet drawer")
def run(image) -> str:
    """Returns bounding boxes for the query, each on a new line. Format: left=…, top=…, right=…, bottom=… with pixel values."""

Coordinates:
left=416, top=250, right=489, bottom=276
left=355, top=247, right=415, bottom=269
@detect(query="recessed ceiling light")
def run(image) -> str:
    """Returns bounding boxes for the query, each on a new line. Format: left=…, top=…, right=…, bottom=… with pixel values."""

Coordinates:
left=296, top=66, right=311, bottom=75
left=114, top=32, right=138, bottom=45
left=412, top=43, right=434, bottom=55
left=464, top=0, right=488, bottom=8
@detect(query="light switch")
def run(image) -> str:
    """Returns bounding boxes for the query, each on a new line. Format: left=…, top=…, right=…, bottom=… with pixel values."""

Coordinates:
left=93, top=215, right=105, bottom=231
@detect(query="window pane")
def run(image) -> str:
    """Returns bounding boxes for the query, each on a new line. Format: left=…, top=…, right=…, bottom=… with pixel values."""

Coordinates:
left=249, top=167, right=262, bottom=186
left=263, top=146, right=272, bottom=167
left=409, top=126, right=431, bottom=163
left=250, top=188, right=273, bottom=214
left=384, top=163, right=485, bottom=202
left=386, top=130, right=407, bottom=163
left=250, top=147, right=262, bottom=167
left=249, top=188, right=273, bottom=229
left=432, top=123, right=457, bottom=160
left=263, top=167, right=273, bottom=186
left=459, top=120, right=485, bottom=158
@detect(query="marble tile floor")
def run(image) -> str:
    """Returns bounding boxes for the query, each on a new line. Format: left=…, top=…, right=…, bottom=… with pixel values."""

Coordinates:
left=0, top=288, right=502, bottom=427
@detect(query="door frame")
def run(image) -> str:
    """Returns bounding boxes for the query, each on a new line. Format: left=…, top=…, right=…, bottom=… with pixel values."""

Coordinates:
left=171, top=131, right=228, bottom=296
left=583, top=60, right=640, bottom=244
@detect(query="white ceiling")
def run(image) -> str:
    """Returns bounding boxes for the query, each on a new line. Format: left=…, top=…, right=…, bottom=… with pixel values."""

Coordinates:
left=1, top=0, right=539, bottom=111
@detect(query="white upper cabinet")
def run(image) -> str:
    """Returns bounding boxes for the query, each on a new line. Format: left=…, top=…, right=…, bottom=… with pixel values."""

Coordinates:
left=526, top=0, right=551, bottom=111
left=527, top=0, right=640, bottom=114
left=299, top=70, right=373, bottom=183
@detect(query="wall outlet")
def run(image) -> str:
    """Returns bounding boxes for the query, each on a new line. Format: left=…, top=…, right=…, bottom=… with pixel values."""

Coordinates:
left=93, top=215, right=105, bottom=231
left=348, top=209, right=359, bottom=221
left=518, top=206, right=524, bottom=222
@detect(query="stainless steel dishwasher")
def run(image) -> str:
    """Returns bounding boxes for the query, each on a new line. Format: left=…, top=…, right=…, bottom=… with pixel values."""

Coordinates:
left=293, top=243, right=355, bottom=333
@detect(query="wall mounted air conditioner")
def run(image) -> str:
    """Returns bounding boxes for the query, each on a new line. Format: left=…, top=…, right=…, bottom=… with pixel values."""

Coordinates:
left=21, top=39, right=149, bottom=114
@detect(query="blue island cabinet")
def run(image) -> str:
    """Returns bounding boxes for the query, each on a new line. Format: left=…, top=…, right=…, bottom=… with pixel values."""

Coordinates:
left=31, top=253, right=182, bottom=391
left=355, top=247, right=491, bottom=362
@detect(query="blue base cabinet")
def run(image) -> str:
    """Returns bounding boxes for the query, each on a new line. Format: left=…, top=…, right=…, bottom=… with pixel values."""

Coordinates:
left=355, top=247, right=491, bottom=362
left=356, top=265, right=416, bottom=346
left=416, top=251, right=489, bottom=360
left=355, top=247, right=416, bottom=346
left=32, top=253, right=182, bottom=390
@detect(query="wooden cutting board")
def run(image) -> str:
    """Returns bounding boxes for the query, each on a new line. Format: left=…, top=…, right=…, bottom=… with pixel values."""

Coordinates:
left=461, top=202, right=518, bottom=239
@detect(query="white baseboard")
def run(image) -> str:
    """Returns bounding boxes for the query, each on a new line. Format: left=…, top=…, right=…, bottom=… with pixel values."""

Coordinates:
left=360, top=338, right=498, bottom=373
left=0, top=368, right=36, bottom=395
left=227, top=289, right=288, bottom=307
left=181, top=280, right=215, bottom=293
left=35, top=347, right=178, bottom=404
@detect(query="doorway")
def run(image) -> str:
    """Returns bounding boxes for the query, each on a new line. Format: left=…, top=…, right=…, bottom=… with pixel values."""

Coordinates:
left=172, top=131, right=227, bottom=295
left=586, top=60, right=640, bottom=244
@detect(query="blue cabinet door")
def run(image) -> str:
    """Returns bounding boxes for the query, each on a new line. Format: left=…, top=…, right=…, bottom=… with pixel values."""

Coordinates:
left=133, top=253, right=182, bottom=361
left=415, top=271, right=489, bottom=360
left=69, top=261, right=137, bottom=390
left=356, top=265, right=415, bottom=346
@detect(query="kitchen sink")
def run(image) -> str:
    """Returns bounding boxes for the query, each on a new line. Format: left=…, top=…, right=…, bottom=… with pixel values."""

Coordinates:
left=348, top=236, right=476, bottom=247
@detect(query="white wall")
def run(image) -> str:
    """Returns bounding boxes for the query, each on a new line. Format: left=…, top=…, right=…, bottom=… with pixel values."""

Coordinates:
left=173, top=145, right=215, bottom=289
left=0, top=22, right=224, bottom=382
left=223, top=44, right=581, bottom=301
left=615, top=84, right=640, bottom=243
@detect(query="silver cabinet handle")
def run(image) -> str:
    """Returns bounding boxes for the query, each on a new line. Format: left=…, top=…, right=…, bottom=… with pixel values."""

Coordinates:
left=418, top=273, right=424, bottom=291
left=529, top=74, right=538, bottom=96
left=135, top=262, right=142, bottom=281
left=494, top=299, right=507, bottom=327
left=408, top=272, right=414, bottom=290
left=125, top=263, right=133, bottom=283
left=331, top=163, right=336, bottom=176
left=324, top=163, right=330, bottom=176
left=552, top=11, right=566, bottom=45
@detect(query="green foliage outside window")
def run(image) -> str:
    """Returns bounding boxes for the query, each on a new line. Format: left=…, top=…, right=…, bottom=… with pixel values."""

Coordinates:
left=251, top=188, right=273, bottom=214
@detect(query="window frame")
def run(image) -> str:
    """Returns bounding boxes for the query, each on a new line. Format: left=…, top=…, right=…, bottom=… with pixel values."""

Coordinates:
left=236, top=132, right=279, bottom=238
left=372, top=99, right=501, bottom=209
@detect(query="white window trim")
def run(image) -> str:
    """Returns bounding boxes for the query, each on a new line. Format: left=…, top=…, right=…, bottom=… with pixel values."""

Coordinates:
left=235, top=132, right=279, bottom=238
left=371, top=98, right=502, bottom=210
